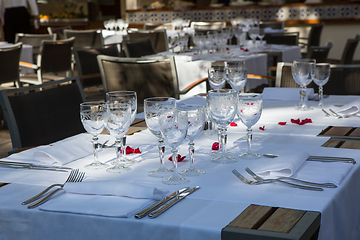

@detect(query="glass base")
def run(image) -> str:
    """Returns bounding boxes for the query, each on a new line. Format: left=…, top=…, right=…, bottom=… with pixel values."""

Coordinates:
left=148, top=166, right=172, bottom=178
left=295, top=104, right=313, bottom=111
left=85, top=161, right=109, bottom=170
left=211, top=155, right=237, bottom=164
left=180, top=168, right=205, bottom=177
left=238, top=152, right=262, bottom=160
left=111, top=157, right=137, bottom=165
left=162, top=175, right=189, bottom=185
left=106, top=164, right=131, bottom=173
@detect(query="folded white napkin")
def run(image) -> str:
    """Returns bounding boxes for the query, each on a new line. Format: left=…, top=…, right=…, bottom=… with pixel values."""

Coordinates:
left=6, top=133, right=94, bottom=166
left=39, top=181, right=168, bottom=218
left=255, top=151, right=309, bottom=178
left=262, top=87, right=314, bottom=101
left=333, top=99, right=360, bottom=117
left=291, top=161, right=353, bottom=186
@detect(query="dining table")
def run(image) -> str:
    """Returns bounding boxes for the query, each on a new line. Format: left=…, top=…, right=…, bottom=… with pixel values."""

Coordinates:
left=0, top=90, right=359, bottom=240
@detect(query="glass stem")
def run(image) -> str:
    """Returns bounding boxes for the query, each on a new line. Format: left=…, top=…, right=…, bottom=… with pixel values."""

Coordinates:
left=299, top=87, right=307, bottom=107
left=92, top=136, right=100, bottom=164
left=188, top=141, right=195, bottom=169
left=217, top=127, right=222, bottom=151
left=115, top=138, right=124, bottom=166
left=319, top=86, right=324, bottom=105
left=122, top=136, right=127, bottom=159
left=158, top=138, right=165, bottom=167
left=220, top=128, right=227, bottom=156
left=246, top=127, right=253, bottom=154
left=171, top=148, right=179, bottom=178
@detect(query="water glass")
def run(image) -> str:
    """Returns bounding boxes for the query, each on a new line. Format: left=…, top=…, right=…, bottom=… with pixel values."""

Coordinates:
left=313, top=63, right=330, bottom=108
left=208, top=67, right=226, bottom=91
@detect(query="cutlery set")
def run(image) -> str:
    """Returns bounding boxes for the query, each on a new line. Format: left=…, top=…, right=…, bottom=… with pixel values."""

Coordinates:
left=135, top=186, right=200, bottom=219
left=322, top=108, right=360, bottom=119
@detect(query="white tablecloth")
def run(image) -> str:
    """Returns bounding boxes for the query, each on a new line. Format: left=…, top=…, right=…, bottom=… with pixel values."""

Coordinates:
left=1, top=95, right=359, bottom=240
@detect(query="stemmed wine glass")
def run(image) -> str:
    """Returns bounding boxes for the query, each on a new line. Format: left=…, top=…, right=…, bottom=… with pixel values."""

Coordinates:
left=144, top=97, right=176, bottom=178
left=80, top=102, right=109, bottom=169
left=237, top=93, right=263, bottom=160
left=208, top=66, right=226, bottom=91
left=313, top=63, right=330, bottom=108
left=248, top=27, right=259, bottom=47
left=292, top=59, right=316, bottom=111
left=207, top=89, right=238, bottom=164
left=227, top=67, right=248, bottom=93
left=179, top=104, right=206, bottom=177
left=168, top=34, right=179, bottom=53
left=106, top=91, right=137, bottom=164
left=257, top=28, right=265, bottom=49
left=159, top=107, right=189, bottom=185
left=233, top=27, right=243, bottom=46
left=103, top=102, right=131, bottom=173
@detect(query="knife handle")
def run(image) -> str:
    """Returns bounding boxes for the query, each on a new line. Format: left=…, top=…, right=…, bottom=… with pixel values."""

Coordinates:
left=148, top=196, right=184, bottom=219
left=134, top=199, right=166, bottom=219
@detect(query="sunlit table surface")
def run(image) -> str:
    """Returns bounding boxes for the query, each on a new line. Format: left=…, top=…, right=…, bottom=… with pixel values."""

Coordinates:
left=0, top=94, right=359, bottom=240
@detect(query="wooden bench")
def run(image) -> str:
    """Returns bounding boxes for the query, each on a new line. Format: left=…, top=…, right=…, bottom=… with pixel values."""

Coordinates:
left=222, top=204, right=321, bottom=240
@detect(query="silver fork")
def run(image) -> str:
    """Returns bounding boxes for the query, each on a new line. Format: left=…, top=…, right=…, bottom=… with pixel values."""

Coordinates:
left=322, top=109, right=340, bottom=119
left=329, top=109, right=344, bottom=118
left=232, top=169, right=260, bottom=185
left=243, top=168, right=323, bottom=191
left=27, top=170, right=85, bottom=209
left=23, top=169, right=82, bottom=206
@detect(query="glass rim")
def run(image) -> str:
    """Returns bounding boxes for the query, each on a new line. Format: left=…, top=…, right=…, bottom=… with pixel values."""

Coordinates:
left=106, top=91, right=137, bottom=96
left=80, top=101, right=105, bottom=106
left=144, top=97, right=176, bottom=103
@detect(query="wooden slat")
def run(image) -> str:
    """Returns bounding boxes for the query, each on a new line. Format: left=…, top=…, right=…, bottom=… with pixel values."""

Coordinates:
left=349, top=127, right=360, bottom=137
left=319, top=126, right=354, bottom=137
left=321, top=139, right=343, bottom=148
left=228, top=205, right=274, bottom=229
left=258, top=208, right=305, bottom=233
left=340, top=140, right=360, bottom=149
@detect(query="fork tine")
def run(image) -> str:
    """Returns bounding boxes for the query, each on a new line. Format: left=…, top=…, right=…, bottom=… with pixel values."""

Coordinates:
left=66, top=169, right=79, bottom=183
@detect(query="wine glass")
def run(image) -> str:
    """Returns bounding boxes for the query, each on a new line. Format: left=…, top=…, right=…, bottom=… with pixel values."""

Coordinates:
left=227, top=67, right=247, bottom=93
left=144, top=97, right=176, bottom=178
left=207, top=89, right=238, bottom=164
left=159, top=107, right=189, bottom=185
left=208, top=67, right=226, bottom=91
left=313, top=63, right=330, bottom=108
left=80, top=102, right=109, bottom=169
left=248, top=27, right=259, bottom=47
left=179, top=104, right=206, bottom=177
left=106, top=91, right=137, bottom=164
left=192, top=33, right=205, bottom=54
left=103, top=102, right=131, bottom=173
left=292, top=59, right=316, bottom=111
left=168, top=34, right=179, bottom=53
left=233, top=27, right=243, bottom=46
left=257, top=28, right=265, bottom=48
left=237, top=93, right=263, bottom=160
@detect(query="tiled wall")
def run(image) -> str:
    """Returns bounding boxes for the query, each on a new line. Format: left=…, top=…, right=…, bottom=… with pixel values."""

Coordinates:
left=127, top=3, right=360, bottom=24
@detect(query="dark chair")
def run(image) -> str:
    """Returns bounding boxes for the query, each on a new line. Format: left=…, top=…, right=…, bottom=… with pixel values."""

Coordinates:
left=47, top=26, right=72, bottom=40
left=0, top=43, right=23, bottom=89
left=64, top=29, right=104, bottom=47
left=97, top=55, right=207, bottom=111
left=122, top=37, right=156, bottom=57
left=275, top=62, right=360, bottom=95
left=306, top=41, right=333, bottom=63
left=20, top=37, right=75, bottom=85
left=73, top=44, right=120, bottom=99
left=15, top=33, right=57, bottom=63
left=0, top=77, right=85, bottom=153
left=299, top=22, right=324, bottom=57
left=259, top=21, right=284, bottom=30
left=127, top=29, right=169, bottom=53
left=328, top=35, right=360, bottom=64
left=264, top=32, right=299, bottom=46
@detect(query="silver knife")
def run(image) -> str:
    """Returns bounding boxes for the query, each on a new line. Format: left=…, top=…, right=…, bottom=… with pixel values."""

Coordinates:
left=0, top=162, right=68, bottom=172
left=148, top=186, right=200, bottom=219
left=307, top=156, right=356, bottom=164
left=134, top=187, right=189, bottom=219
left=0, top=161, right=72, bottom=170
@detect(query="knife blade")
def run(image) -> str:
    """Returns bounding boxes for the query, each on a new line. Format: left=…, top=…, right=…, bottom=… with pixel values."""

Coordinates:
left=0, top=161, right=72, bottom=170
left=0, top=162, right=68, bottom=172
left=148, top=186, right=200, bottom=219
left=134, top=187, right=190, bottom=219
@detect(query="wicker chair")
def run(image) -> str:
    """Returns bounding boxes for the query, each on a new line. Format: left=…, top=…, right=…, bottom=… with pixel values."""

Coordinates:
left=0, top=77, right=85, bottom=153
left=328, top=35, right=360, bottom=64
left=122, top=37, right=156, bottom=57
left=64, top=29, right=104, bottom=47
left=47, top=26, right=72, bottom=40
left=0, top=43, right=23, bottom=89
left=306, top=42, right=333, bottom=63
left=126, top=29, right=169, bottom=53
left=19, top=37, right=75, bottom=85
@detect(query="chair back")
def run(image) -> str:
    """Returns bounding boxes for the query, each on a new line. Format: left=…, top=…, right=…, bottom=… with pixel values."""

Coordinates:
left=264, top=32, right=299, bottom=46
left=127, top=29, right=169, bottom=53
left=0, top=43, right=22, bottom=86
left=306, top=41, right=332, bottom=63
left=259, top=21, right=284, bottom=30
left=340, top=36, right=360, bottom=64
left=64, top=29, right=104, bottom=47
left=307, top=22, right=324, bottom=48
left=97, top=55, right=179, bottom=108
left=39, top=37, right=75, bottom=74
left=47, top=26, right=72, bottom=40
left=15, top=33, right=56, bottom=61
left=276, top=62, right=360, bottom=95
left=0, top=77, right=85, bottom=153
left=122, top=37, right=156, bottom=57
left=73, top=44, right=120, bottom=88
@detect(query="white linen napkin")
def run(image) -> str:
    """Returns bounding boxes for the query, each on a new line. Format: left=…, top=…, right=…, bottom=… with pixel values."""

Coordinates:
left=255, top=151, right=309, bottom=178
left=262, top=87, right=314, bottom=101
left=291, top=161, right=353, bottom=186
left=332, top=99, right=360, bottom=117
left=5, top=133, right=94, bottom=166
left=39, top=181, right=168, bottom=218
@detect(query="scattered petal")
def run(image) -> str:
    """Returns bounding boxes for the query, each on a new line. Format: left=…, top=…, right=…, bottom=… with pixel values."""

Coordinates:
left=212, top=142, right=219, bottom=151
left=226, top=47, right=230, bottom=51
left=126, top=146, right=141, bottom=154
left=278, top=122, right=287, bottom=125
left=291, top=118, right=312, bottom=125
left=230, top=122, right=237, bottom=127
left=259, top=126, right=265, bottom=131
left=168, top=154, right=186, bottom=162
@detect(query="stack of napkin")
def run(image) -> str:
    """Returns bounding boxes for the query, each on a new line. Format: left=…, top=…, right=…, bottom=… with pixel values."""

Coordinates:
left=39, top=181, right=168, bottom=218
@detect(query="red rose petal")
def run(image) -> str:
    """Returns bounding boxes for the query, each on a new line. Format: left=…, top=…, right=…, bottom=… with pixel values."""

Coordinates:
left=125, top=146, right=141, bottom=154
left=168, top=154, right=186, bottom=162
left=291, top=118, right=300, bottom=124
left=226, top=47, right=230, bottom=50
left=230, top=122, right=237, bottom=127
left=212, top=142, right=219, bottom=151
left=278, top=122, right=287, bottom=125
left=259, top=126, right=265, bottom=131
